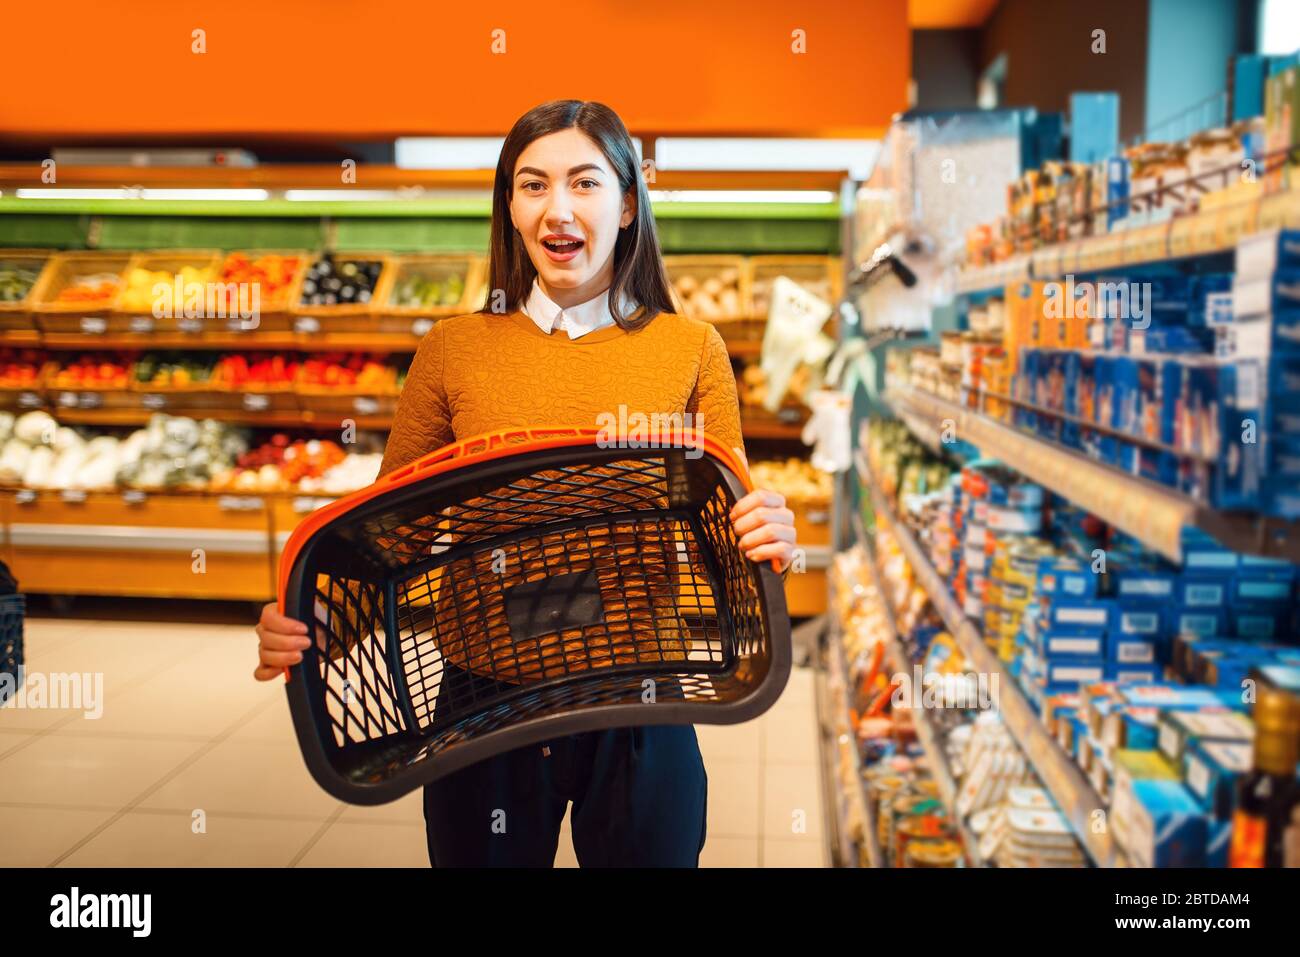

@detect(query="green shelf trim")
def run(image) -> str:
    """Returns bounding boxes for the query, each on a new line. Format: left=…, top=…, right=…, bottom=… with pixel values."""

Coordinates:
left=0, top=197, right=839, bottom=221
left=0, top=214, right=91, bottom=248
left=96, top=217, right=325, bottom=251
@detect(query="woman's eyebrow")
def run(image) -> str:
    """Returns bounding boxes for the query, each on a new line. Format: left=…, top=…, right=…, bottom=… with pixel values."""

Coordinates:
left=514, top=163, right=605, bottom=180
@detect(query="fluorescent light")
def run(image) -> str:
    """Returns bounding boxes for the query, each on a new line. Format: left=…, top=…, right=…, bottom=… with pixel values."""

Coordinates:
left=396, top=136, right=642, bottom=169
left=14, top=188, right=267, bottom=201
left=284, top=189, right=412, bottom=202
left=140, top=189, right=268, bottom=201
left=647, top=190, right=837, bottom=204
left=654, top=138, right=880, bottom=180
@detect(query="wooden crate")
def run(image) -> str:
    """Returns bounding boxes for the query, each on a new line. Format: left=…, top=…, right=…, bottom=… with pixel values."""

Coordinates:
left=0, top=249, right=56, bottom=332
left=211, top=249, right=311, bottom=333
left=663, top=254, right=749, bottom=325
left=372, top=254, right=484, bottom=335
left=29, top=252, right=132, bottom=334
left=42, top=359, right=137, bottom=412
left=113, top=250, right=223, bottom=334
left=3, top=489, right=275, bottom=600
left=291, top=252, right=392, bottom=334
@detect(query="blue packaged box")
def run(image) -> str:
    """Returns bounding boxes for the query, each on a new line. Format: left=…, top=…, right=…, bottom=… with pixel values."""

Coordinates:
left=1116, top=604, right=1165, bottom=636
left=1183, top=739, right=1252, bottom=819
left=1175, top=574, right=1232, bottom=608
left=1104, top=705, right=1160, bottom=751
left=1114, top=568, right=1177, bottom=600
left=1109, top=634, right=1161, bottom=665
left=1234, top=572, right=1295, bottom=605
left=1232, top=603, right=1290, bottom=639
left=1036, top=556, right=1099, bottom=598
left=1046, top=597, right=1115, bottom=635
left=1045, top=656, right=1107, bottom=686
left=1108, top=663, right=1163, bottom=684
left=1170, top=606, right=1227, bottom=637
left=1107, top=156, right=1130, bottom=227
left=1121, top=779, right=1208, bottom=867
left=1041, top=631, right=1107, bottom=657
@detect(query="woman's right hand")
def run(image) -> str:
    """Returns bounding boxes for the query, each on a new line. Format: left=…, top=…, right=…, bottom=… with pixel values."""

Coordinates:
left=253, top=601, right=311, bottom=682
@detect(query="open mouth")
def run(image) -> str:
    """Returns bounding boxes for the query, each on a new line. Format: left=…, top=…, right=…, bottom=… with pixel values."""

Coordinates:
left=541, top=238, right=585, bottom=253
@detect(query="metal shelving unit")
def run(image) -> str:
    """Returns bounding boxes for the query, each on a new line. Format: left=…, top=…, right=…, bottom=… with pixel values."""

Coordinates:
left=885, top=387, right=1300, bottom=564
left=855, top=448, right=1128, bottom=868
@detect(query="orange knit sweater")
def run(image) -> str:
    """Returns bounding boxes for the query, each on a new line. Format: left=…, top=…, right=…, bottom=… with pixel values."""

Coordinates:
left=366, top=307, right=747, bottom=683
left=378, top=307, right=745, bottom=477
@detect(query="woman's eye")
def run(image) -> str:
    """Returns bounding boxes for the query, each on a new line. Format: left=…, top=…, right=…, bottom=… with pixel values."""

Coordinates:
left=574, top=179, right=599, bottom=190
left=521, top=181, right=545, bottom=193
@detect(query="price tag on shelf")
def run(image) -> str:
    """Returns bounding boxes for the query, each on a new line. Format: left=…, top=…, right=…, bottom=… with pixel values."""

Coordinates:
left=14, top=488, right=36, bottom=505
left=60, top=489, right=88, bottom=504
left=79, top=317, right=107, bottom=334
left=218, top=495, right=264, bottom=511
left=17, top=392, right=40, bottom=408
left=225, top=317, right=248, bottom=332
left=57, top=392, right=78, bottom=408
left=121, top=489, right=147, bottom=505
left=294, top=317, right=321, bottom=334
left=352, top=397, right=380, bottom=415
left=140, top=393, right=167, bottom=410
left=411, top=319, right=434, bottom=337
left=77, top=392, right=103, bottom=409
left=242, top=393, right=270, bottom=412
left=178, top=318, right=203, bottom=334
left=128, top=317, right=155, bottom=334
left=292, top=496, right=331, bottom=514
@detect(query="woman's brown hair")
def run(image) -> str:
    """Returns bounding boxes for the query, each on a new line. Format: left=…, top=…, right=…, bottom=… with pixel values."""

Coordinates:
left=479, top=100, right=675, bottom=330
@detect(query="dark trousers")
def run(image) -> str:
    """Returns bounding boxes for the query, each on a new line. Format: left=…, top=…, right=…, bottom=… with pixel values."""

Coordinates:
left=422, top=662, right=708, bottom=867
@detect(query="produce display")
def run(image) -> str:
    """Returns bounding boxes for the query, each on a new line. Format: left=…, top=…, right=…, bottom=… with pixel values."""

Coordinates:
left=117, top=263, right=217, bottom=313
left=0, top=410, right=248, bottom=490
left=0, top=349, right=42, bottom=387
left=49, top=354, right=131, bottom=390
left=389, top=269, right=465, bottom=309
left=52, top=272, right=121, bottom=306
left=212, top=353, right=299, bottom=390
left=210, top=434, right=381, bottom=494
left=133, top=353, right=216, bottom=388
left=669, top=266, right=742, bottom=319
left=0, top=261, right=43, bottom=303
left=750, top=457, right=831, bottom=504
left=297, top=353, right=404, bottom=391
left=298, top=254, right=382, bottom=307
left=216, top=253, right=302, bottom=310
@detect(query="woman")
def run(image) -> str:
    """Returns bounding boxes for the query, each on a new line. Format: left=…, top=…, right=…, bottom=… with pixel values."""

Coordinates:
left=255, top=100, right=797, bottom=867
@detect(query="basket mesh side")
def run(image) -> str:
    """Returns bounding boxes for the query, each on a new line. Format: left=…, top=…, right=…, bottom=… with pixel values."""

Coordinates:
left=299, top=449, right=772, bottom=772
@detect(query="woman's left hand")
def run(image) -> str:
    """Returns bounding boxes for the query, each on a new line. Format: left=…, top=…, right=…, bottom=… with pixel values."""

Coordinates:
left=730, top=488, right=797, bottom=573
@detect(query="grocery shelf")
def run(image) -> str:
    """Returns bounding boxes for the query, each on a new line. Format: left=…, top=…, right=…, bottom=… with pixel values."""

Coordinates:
left=855, top=450, right=1128, bottom=868
left=823, top=610, right=880, bottom=868
left=955, top=186, right=1300, bottom=295
left=853, top=508, right=979, bottom=867
left=884, top=386, right=1300, bottom=565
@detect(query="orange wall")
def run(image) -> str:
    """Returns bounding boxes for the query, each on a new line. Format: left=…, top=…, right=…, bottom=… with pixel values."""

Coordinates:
left=0, top=1, right=910, bottom=139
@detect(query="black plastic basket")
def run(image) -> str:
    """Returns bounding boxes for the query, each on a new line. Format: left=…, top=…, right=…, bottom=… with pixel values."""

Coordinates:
left=0, top=593, right=25, bottom=701
left=278, top=427, right=791, bottom=804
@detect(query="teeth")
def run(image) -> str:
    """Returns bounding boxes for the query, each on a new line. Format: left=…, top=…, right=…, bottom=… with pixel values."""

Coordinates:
left=546, top=240, right=581, bottom=249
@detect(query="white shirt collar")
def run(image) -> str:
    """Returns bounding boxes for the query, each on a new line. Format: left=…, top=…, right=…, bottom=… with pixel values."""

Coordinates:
left=520, top=278, right=637, bottom=339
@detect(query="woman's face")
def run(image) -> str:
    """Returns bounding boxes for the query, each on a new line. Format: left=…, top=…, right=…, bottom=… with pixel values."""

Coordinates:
left=509, top=128, right=635, bottom=307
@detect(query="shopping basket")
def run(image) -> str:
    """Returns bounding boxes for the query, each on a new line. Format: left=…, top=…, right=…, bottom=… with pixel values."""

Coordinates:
left=0, top=593, right=22, bottom=703
left=278, top=426, right=791, bottom=804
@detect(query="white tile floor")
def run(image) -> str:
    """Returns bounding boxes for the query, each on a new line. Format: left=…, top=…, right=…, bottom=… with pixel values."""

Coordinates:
left=1, top=615, right=827, bottom=867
